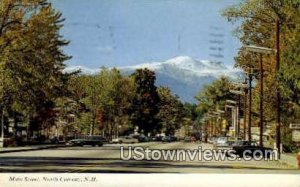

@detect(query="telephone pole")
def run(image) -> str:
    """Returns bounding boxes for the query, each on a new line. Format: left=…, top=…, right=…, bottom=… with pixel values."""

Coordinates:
left=275, top=18, right=281, bottom=156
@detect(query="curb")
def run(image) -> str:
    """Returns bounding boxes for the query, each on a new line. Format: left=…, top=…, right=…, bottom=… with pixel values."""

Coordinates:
left=0, top=144, right=69, bottom=154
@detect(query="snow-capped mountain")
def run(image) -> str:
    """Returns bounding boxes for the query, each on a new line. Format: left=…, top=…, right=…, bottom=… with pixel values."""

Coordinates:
left=64, top=56, right=241, bottom=103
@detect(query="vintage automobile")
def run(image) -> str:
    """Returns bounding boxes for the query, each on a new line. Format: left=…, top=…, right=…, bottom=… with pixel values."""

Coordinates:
left=162, top=136, right=177, bottom=143
left=232, top=141, right=274, bottom=158
left=111, top=136, right=139, bottom=144
left=66, top=138, right=104, bottom=147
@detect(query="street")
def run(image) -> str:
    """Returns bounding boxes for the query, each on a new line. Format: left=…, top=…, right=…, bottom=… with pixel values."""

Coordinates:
left=0, top=142, right=298, bottom=173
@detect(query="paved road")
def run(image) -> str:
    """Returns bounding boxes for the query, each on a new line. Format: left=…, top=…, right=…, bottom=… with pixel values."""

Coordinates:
left=0, top=142, right=299, bottom=173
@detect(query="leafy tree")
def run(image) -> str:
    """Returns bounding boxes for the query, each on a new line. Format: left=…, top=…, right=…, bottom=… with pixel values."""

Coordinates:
left=222, top=0, right=300, bottom=147
left=131, top=68, right=160, bottom=135
left=195, top=77, right=235, bottom=135
left=0, top=0, right=71, bottom=139
left=77, top=68, right=134, bottom=138
left=156, top=87, right=184, bottom=135
left=279, top=19, right=300, bottom=106
left=196, top=76, right=234, bottom=113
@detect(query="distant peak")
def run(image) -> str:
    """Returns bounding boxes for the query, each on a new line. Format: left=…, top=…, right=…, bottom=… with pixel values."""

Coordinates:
left=166, top=56, right=194, bottom=64
left=64, top=56, right=236, bottom=76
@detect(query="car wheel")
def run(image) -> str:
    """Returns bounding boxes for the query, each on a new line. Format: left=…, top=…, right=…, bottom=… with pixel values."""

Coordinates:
left=119, top=141, right=123, bottom=144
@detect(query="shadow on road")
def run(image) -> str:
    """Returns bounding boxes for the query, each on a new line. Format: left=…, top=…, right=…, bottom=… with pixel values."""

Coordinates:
left=0, top=156, right=295, bottom=173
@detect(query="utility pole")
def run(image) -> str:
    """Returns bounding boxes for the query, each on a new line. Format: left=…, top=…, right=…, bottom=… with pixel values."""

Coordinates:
left=259, top=54, right=264, bottom=147
left=248, top=73, right=253, bottom=141
left=244, top=45, right=275, bottom=146
left=210, top=119, right=213, bottom=137
left=243, top=87, right=248, bottom=140
left=237, top=95, right=240, bottom=139
left=275, top=18, right=281, bottom=156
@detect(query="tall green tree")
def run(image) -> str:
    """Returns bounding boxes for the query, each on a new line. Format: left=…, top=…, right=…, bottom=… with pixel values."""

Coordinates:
left=222, top=0, right=300, bottom=146
left=196, top=76, right=234, bottom=113
left=77, top=68, right=134, bottom=138
left=0, top=0, right=71, bottom=138
left=156, top=87, right=184, bottom=135
left=131, top=68, right=160, bottom=134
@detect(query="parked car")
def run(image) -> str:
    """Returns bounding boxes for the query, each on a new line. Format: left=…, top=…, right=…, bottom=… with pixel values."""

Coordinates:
left=162, top=136, right=177, bottom=143
left=184, top=136, right=192, bottom=142
left=77, top=135, right=109, bottom=144
left=213, top=137, right=229, bottom=150
left=149, top=136, right=157, bottom=141
left=111, top=136, right=139, bottom=144
left=171, top=136, right=178, bottom=141
left=66, top=138, right=103, bottom=147
left=207, top=136, right=218, bottom=144
left=155, top=136, right=163, bottom=141
left=232, top=141, right=273, bottom=158
left=95, top=136, right=109, bottom=144
left=138, top=135, right=150, bottom=142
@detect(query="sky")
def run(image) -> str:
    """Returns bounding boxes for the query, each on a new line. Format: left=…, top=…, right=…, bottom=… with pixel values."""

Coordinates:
left=51, top=0, right=242, bottom=69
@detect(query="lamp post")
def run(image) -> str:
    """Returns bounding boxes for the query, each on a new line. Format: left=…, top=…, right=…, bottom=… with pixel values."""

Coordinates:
left=232, top=82, right=248, bottom=140
left=239, top=65, right=257, bottom=141
left=229, top=90, right=244, bottom=139
left=225, top=103, right=236, bottom=138
left=241, top=17, right=282, bottom=155
left=243, top=87, right=248, bottom=140
left=275, top=19, right=281, bottom=156
left=245, top=45, right=275, bottom=146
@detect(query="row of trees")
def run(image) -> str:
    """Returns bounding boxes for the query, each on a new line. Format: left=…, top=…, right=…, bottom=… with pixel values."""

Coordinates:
left=67, top=68, right=197, bottom=139
left=0, top=0, right=198, bottom=144
left=196, top=0, right=299, bottom=149
left=0, top=0, right=72, bottom=141
left=195, top=77, right=235, bottom=136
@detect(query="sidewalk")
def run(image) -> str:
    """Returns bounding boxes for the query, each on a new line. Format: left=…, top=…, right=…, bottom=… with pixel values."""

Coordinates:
left=0, top=144, right=68, bottom=154
left=278, top=153, right=299, bottom=169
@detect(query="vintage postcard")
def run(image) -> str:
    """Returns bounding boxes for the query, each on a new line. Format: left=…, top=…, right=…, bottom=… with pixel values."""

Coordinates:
left=0, top=0, right=299, bottom=186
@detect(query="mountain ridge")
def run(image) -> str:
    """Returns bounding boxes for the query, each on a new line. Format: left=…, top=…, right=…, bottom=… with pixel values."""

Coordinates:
left=64, top=56, right=241, bottom=103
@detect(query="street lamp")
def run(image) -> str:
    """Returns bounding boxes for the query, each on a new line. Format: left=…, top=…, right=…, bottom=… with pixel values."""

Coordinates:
left=225, top=102, right=239, bottom=138
left=229, top=89, right=244, bottom=139
left=245, top=45, right=276, bottom=147
left=232, top=82, right=248, bottom=89
left=230, top=90, right=244, bottom=95
left=238, top=65, right=259, bottom=141
left=231, top=82, right=248, bottom=140
left=242, top=18, right=282, bottom=156
left=216, top=109, right=225, bottom=114
left=244, top=45, right=276, bottom=54
left=226, top=100, right=237, bottom=105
